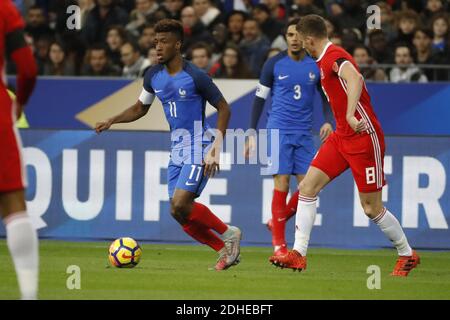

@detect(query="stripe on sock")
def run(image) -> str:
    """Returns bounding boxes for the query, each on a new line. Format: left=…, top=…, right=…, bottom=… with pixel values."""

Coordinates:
left=372, top=207, right=387, bottom=224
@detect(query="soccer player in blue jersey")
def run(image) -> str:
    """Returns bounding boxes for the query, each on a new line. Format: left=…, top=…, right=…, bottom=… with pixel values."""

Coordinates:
left=244, top=18, right=334, bottom=257
left=95, top=19, right=241, bottom=271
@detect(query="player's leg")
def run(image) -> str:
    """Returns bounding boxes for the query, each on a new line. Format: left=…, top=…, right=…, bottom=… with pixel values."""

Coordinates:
left=171, top=164, right=241, bottom=270
left=267, top=132, right=293, bottom=254
left=0, top=190, right=39, bottom=300
left=270, top=174, right=290, bottom=254
left=271, top=134, right=348, bottom=270
left=284, top=134, right=316, bottom=221
left=0, top=126, right=38, bottom=299
left=349, top=132, right=419, bottom=276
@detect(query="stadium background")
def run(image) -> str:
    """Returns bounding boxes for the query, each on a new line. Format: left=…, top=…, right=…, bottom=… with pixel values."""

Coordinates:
left=2, top=0, right=450, bottom=250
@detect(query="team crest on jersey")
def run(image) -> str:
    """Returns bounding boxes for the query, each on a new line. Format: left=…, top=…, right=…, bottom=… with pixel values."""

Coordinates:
left=320, top=68, right=324, bottom=80
left=178, top=88, right=186, bottom=98
left=309, top=71, right=316, bottom=82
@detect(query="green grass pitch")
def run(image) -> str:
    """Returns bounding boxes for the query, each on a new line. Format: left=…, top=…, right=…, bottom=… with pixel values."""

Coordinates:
left=1, top=240, right=450, bottom=300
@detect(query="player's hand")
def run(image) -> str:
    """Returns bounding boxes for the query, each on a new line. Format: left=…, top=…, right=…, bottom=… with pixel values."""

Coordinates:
left=204, top=145, right=220, bottom=178
left=244, top=135, right=256, bottom=159
left=347, top=116, right=368, bottom=134
left=319, top=123, right=333, bottom=142
left=95, top=119, right=113, bottom=134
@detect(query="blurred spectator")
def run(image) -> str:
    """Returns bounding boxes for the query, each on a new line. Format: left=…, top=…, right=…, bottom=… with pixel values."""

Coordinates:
left=239, top=18, right=270, bottom=77
left=105, top=25, right=128, bottom=68
left=352, top=45, right=387, bottom=82
left=413, top=28, right=450, bottom=80
left=263, top=0, right=286, bottom=22
left=147, top=46, right=158, bottom=65
left=389, top=44, right=428, bottom=83
left=82, top=44, right=121, bottom=76
left=227, top=10, right=247, bottom=45
left=193, top=0, right=222, bottom=31
left=288, top=0, right=324, bottom=17
left=334, top=0, right=366, bottom=34
left=252, top=4, right=284, bottom=43
left=394, top=9, right=421, bottom=46
left=368, top=29, right=393, bottom=63
left=43, top=41, right=76, bottom=76
left=82, top=0, right=129, bottom=45
left=421, top=0, right=446, bottom=25
left=376, top=1, right=397, bottom=42
left=79, top=0, right=96, bottom=29
left=181, top=6, right=214, bottom=52
left=163, top=0, right=185, bottom=20
left=330, top=32, right=343, bottom=46
left=210, top=45, right=253, bottom=78
left=324, top=17, right=342, bottom=38
left=431, top=13, right=449, bottom=52
left=25, top=5, right=53, bottom=41
left=12, top=0, right=36, bottom=16
left=341, top=28, right=362, bottom=53
left=189, top=42, right=213, bottom=72
left=138, top=23, right=156, bottom=55
left=211, top=23, right=229, bottom=62
left=125, top=0, right=159, bottom=37
left=34, top=34, right=53, bottom=75
left=266, top=47, right=282, bottom=59
left=120, top=41, right=151, bottom=78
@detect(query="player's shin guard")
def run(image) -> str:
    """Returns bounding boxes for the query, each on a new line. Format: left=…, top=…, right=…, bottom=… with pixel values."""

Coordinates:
left=182, top=221, right=225, bottom=252
left=285, top=190, right=299, bottom=220
left=4, top=212, right=39, bottom=300
left=189, top=202, right=228, bottom=234
left=271, top=190, right=288, bottom=247
left=372, top=207, right=413, bottom=256
left=293, top=195, right=317, bottom=256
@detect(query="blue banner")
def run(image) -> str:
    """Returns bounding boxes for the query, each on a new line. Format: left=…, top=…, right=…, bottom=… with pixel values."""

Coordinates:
left=1, top=129, right=449, bottom=249
left=10, top=77, right=450, bottom=136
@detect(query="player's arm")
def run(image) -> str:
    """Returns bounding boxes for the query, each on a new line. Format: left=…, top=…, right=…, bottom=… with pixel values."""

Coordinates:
left=337, top=59, right=368, bottom=134
left=316, top=83, right=333, bottom=142
left=245, top=58, right=274, bottom=158
left=195, top=71, right=231, bottom=178
left=204, top=97, right=231, bottom=178
left=5, top=5, right=37, bottom=119
left=95, top=89, right=154, bottom=133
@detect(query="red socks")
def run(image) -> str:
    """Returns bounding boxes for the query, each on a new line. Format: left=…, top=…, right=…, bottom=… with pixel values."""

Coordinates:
left=181, top=202, right=228, bottom=252
left=271, top=190, right=288, bottom=247
left=183, top=222, right=224, bottom=252
left=271, top=190, right=300, bottom=247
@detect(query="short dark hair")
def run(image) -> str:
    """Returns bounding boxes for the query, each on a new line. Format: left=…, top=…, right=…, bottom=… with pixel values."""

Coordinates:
left=89, top=43, right=108, bottom=53
left=253, top=4, right=271, bottom=15
left=413, top=27, right=433, bottom=39
left=395, top=43, right=413, bottom=57
left=286, top=18, right=301, bottom=33
left=296, top=14, right=327, bottom=38
left=189, top=42, right=212, bottom=58
left=121, top=41, right=140, bottom=53
left=352, top=44, right=372, bottom=57
left=154, top=19, right=184, bottom=43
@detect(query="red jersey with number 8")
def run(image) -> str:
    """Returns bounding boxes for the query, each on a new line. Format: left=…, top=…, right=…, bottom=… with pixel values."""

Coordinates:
left=310, top=42, right=386, bottom=193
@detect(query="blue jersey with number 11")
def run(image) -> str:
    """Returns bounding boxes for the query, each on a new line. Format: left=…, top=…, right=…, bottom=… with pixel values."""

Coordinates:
left=256, top=51, right=320, bottom=134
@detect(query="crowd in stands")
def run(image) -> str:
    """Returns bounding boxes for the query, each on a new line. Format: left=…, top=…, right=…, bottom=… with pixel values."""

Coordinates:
left=9, top=0, right=450, bottom=82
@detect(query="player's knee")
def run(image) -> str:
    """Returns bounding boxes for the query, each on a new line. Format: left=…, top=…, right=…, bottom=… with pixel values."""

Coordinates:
left=171, top=198, right=190, bottom=219
left=298, top=180, right=318, bottom=198
left=360, top=200, right=383, bottom=219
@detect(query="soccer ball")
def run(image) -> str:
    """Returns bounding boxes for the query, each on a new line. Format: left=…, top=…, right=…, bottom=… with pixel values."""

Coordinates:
left=108, top=237, right=142, bottom=268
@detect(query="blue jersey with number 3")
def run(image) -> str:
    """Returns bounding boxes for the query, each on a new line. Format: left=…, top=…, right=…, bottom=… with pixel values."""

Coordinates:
left=257, top=52, right=320, bottom=134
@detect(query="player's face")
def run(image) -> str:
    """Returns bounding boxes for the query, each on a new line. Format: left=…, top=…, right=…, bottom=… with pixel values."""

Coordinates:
left=154, top=32, right=181, bottom=64
left=298, top=32, right=315, bottom=57
left=286, top=25, right=302, bottom=54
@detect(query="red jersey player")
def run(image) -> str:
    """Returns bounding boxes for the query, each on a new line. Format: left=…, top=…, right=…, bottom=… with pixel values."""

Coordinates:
left=0, top=0, right=38, bottom=298
left=270, top=15, right=420, bottom=277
